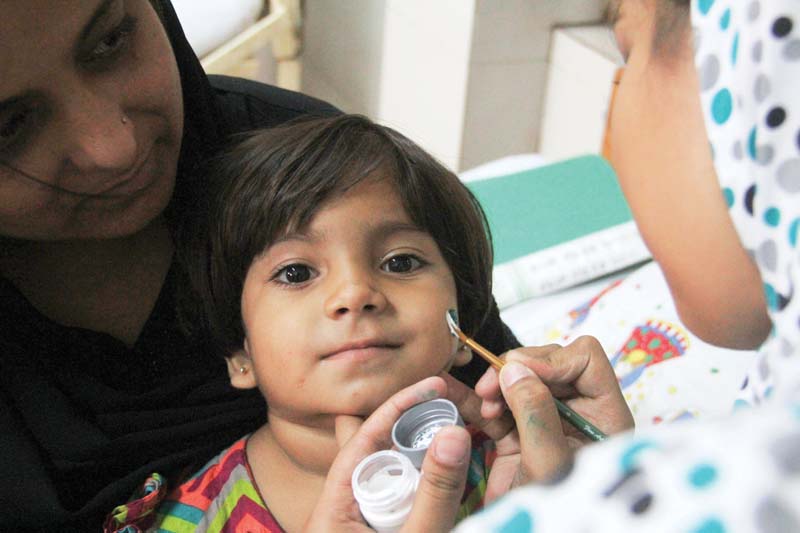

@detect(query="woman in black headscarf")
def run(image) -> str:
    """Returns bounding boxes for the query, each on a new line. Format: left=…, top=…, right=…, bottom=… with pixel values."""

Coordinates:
left=0, top=1, right=517, bottom=529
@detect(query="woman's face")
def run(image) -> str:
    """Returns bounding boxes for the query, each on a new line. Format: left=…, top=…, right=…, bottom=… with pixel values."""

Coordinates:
left=0, top=0, right=184, bottom=241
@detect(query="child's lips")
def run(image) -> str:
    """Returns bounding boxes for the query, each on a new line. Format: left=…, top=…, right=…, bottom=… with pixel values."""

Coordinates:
left=322, top=340, right=402, bottom=362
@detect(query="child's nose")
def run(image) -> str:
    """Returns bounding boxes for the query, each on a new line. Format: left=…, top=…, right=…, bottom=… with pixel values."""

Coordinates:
left=324, top=274, right=388, bottom=318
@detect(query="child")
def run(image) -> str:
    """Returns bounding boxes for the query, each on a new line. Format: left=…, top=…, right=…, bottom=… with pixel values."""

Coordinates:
left=106, top=114, right=498, bottom=532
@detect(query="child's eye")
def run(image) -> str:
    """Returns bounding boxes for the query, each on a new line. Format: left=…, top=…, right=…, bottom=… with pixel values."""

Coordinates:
left=84, top=16, right=138, bottom=67
left=272, top=263, right=316, bottom=285
left=381, top=254, right=424, bottom=274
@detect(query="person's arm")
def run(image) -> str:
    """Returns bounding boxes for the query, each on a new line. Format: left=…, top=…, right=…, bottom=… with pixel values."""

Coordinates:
left=608, top=9, right=770, bottom=350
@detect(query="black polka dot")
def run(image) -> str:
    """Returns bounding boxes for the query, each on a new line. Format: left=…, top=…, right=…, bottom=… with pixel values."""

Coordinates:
left=766, top=107, right=787, bottom=128
left=796, top=129, right=800, bottom=151
left=631, top=493, right=653, bottom=514
left=772, top=17, right=793, bottom=38
left=778, top=292, right=791, bottom=311
left=744, top=184, right=757, bottom=215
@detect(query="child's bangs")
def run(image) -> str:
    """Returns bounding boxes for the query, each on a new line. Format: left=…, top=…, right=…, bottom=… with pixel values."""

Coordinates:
left=271, top=130, right=399, bottom=238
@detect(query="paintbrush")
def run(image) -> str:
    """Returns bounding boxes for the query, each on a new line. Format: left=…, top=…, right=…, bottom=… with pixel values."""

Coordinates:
left=446, top=309, right=607, bottom=441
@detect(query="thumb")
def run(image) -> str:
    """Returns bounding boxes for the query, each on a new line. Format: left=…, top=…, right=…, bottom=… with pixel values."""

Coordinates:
left=499, top=361, right=571, bottom=483
left=401, top=425, right=470, bottom=533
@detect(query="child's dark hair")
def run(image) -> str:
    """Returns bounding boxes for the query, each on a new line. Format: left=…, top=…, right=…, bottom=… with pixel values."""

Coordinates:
left=185, top=114, right=494, bottom=357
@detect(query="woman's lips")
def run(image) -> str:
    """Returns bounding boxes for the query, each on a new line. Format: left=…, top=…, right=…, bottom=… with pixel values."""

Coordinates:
left=93, top=145, right=155, bottom=197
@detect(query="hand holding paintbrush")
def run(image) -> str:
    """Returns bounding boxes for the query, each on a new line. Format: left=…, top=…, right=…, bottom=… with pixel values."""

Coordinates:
left=446, top=309, right=608, bottom=442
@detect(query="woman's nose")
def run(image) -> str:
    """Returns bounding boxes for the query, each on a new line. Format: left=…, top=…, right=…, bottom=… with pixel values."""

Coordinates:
left=324, top=272, right=388, bottom=319
left=62, top=90, right=137, bottom=173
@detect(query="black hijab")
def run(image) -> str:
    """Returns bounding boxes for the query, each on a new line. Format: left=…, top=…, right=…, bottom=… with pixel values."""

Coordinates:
left=0, top=2, right=266, bottom=530
left=153, top=0, right=225, bottom=226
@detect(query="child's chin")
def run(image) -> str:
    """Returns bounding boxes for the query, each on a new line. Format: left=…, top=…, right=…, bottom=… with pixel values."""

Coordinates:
left=340, top=377, right=428, bottom=416
left=342, top=389, right=401, bottom=417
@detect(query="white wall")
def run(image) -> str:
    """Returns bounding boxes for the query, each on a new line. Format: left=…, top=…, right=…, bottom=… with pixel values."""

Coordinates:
left=301, top=1, right=610, bottom=171
left=538, top=26, right=622, bottom=161
left=302, top=0, right=388, bottom=116
left=377, top=0, right=475, bottom=170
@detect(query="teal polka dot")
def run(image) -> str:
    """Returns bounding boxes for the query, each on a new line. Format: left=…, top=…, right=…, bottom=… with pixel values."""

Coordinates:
left=764, top=207, right=781, bottom=227
left=722, top=187, right=734, bottom=207
left=711, top=89, right=733, bottom=124
left=731, top=32, right=739, bottom=65
left=764, top=283, right=778, bottom=310
left=620, top=440, right=657, bottom=473
left=698, top=0, right=715, bottom=16
left=689, top=464, right=718, bottom=488
left=733, top=398, right=752, bottom=410
left=498, top=510, right=534, bottom=533
left=765, top=386, right=774, bottom=398
left=720, top=8, right=731, bottom=30
left=748, top=127, right=758, bottom=160
left=693, top=518, right=727, bottom=533
left=789, top=218, right=799, bottom=247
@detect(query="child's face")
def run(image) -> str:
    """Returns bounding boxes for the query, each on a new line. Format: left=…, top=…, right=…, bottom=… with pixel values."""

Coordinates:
left=232, top=176, right=467, bottom=423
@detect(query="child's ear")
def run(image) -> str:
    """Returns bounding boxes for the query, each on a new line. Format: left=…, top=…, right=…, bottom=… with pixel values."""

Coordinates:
left=452, top=344, right=473, bottom=367
left=226, top=344, right=257, bottom=389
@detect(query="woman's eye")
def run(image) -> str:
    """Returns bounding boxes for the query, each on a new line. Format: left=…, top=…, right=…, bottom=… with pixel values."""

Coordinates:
left=273, top=263, right=315, bottom=285
left=382, top=254, right=423, bottom=274
left=0, top=110, right=31, bottom=145
left=0, top=106, right=38, bottom=156
left=85, top=16, right=138, bottom=65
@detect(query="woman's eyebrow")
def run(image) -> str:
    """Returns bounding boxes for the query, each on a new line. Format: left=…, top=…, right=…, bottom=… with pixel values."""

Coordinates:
left=79, top=0, right=119, bottom=43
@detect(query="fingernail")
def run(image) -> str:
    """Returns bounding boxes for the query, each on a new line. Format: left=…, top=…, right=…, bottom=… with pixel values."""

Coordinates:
left=500, top=361, right=534, bottom=390
left=432, top=427, right=470, bottom=466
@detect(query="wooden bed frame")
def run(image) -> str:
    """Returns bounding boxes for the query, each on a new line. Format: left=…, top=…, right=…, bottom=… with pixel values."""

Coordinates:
left=200, top=0, right=302, bottom=91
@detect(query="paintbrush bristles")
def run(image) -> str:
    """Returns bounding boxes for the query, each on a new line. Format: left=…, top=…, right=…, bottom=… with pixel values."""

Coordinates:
left=445, top=310, right=504, bottom=370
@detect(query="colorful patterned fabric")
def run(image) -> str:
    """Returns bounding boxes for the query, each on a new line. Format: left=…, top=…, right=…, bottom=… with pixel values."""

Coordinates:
left=527, top=261, right=755, bottom=426
left=107, top=429, right=494, bottom=532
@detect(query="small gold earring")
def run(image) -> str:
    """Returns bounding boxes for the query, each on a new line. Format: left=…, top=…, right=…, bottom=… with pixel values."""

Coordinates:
left=238, top=366, right=248, bottom=374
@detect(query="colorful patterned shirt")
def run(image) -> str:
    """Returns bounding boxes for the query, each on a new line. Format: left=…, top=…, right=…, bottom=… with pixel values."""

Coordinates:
left=105, top=429, right=494, bottom=532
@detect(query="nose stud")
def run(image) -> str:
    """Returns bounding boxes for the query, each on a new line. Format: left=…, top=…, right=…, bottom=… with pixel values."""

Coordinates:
left=121, top=115, right=129, bottom=125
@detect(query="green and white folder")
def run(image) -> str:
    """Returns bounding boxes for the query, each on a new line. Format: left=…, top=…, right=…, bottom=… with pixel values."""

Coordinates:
left=464, top=155, right=650, bottom=308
